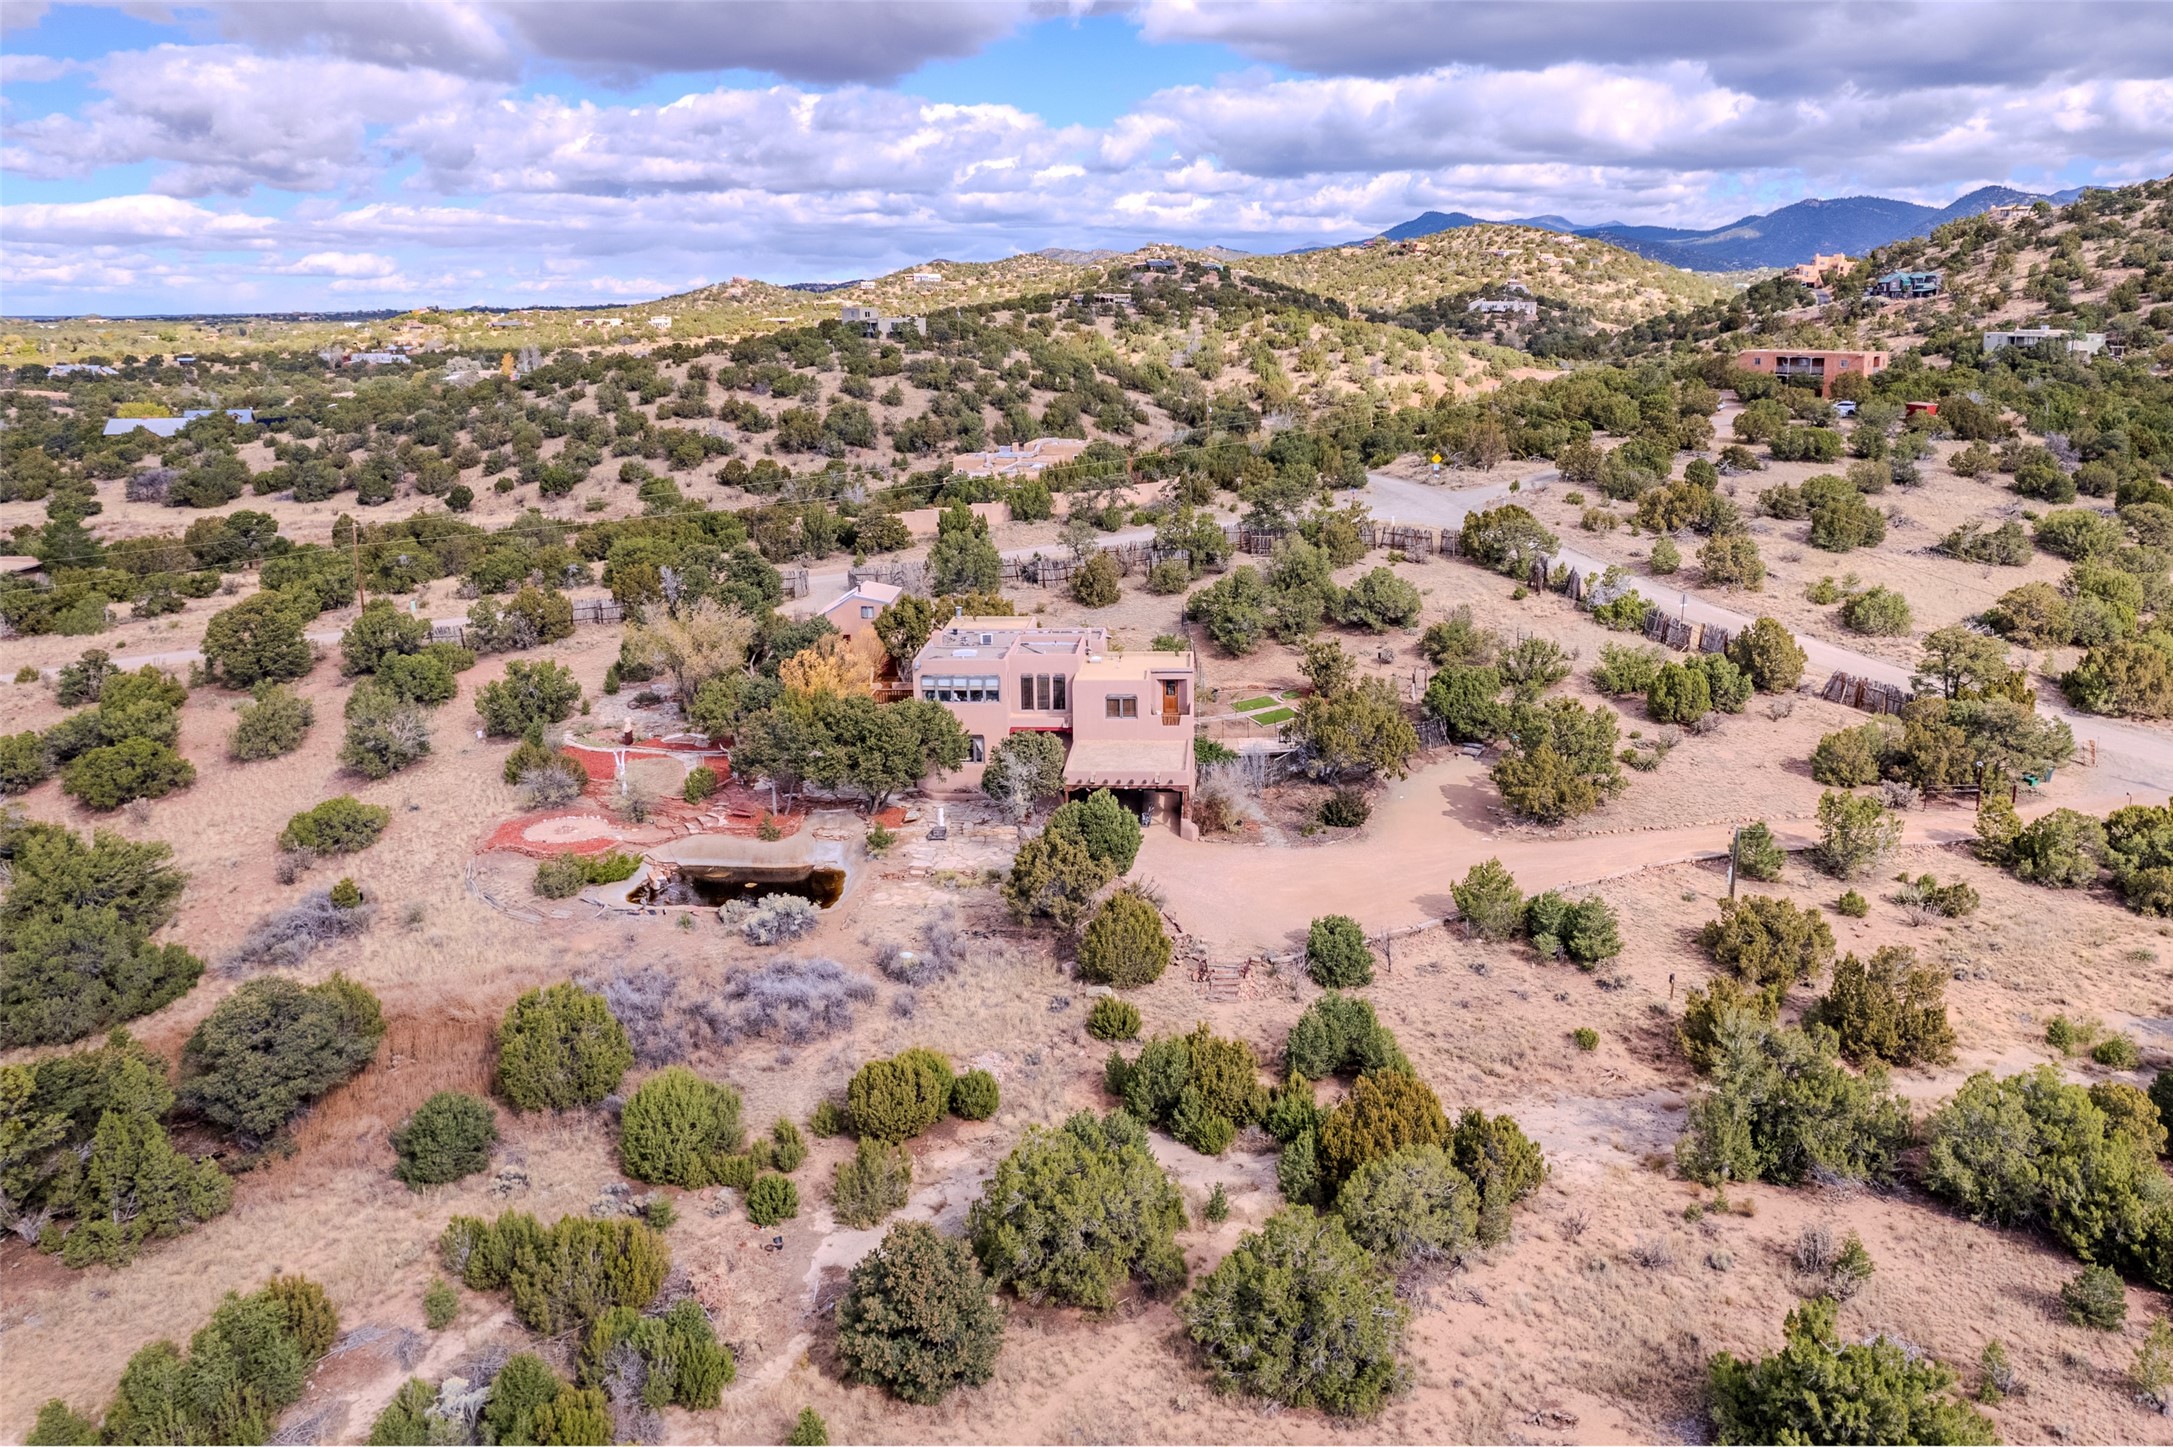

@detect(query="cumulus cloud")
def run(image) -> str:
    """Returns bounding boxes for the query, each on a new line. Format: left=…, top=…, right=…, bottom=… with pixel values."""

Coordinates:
left=200, top=0, right=1032, bottom=85
left=1135, top=0, right=2173, bottom=96
left=3, top=1, right=2171, bottom=313
left=3, top=44, right=490, bottom=195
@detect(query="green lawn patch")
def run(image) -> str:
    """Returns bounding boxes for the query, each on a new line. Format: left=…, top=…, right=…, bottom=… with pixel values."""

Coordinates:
left=1253, top=707, right=1295, bottom=725
left=1232, top=695, right=1276, bottom=712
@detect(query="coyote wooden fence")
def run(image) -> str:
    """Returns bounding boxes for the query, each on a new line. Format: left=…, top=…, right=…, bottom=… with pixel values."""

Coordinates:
left=1822, top=671, right=1914, bottom=716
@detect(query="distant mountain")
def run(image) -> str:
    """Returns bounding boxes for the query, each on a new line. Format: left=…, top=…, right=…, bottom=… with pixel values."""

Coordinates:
left=1353, top=184, right=2116, bottom=271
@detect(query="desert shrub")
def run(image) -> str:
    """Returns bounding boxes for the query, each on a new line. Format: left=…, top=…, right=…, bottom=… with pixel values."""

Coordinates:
left=1942, top=519, right=2033, bottom=565
left=1891, top=873, right=1979, bottom=918
left=534, top=854, right=590, bottom=899
left=1045, top=787, right=1143, bottom=873
left=1678, top=975, right=1786, bottom=1071
left=2062, top=1264, right=2129, bottom=1329
left=201, top=590, right=315, bottom=688
left=1808, top=490, right=1887, bottom=551
left=1180, top=1206, right=1410, bottom=1417
left=496, top=982, right=634, bottom=1112
left=1108, top=1023, right=1266, bottom=1153
left=1, top=821, right=205, bottom=1047
left=2063, top=639, right=2173, bottom=719
left=1574, top=1027, right=1599, bottom=1051
left=440, top=1210, right=668, bottom=1335
left=1708, top=1297, right=1997, bottom=1447
left=1305, top=913, right=1375, bottom=986
left=1002, top=825, right=1115, bottom=929
left=1929, top=1060, right=2164, bottom=1286
left=374, top=650, right=459, bottom=707
left=833, top=1138, right=915, bottom=1228
left=2035, top=507, right=2125, bottom=561
left=1335, top=567, right=1423, bottom=631
left=1840, top=585, right=1913, bottom=636
left=701, top=957, right=875, bottom=1045
left=1450, top=858, right=1523, bottom=941
left=339, top=683, right=430, bottom=779
left=1521, top=890, right=1621, bottom=965
left=1286, top=993, right=1409, bottom=1080
left=1732, top=821, right=1786, bottom=881
left=1497, top=636, right=1572, bottom=700
left=1698, top=895, right=1836, bottom=990
left=1421, top=663, right=1507, bottom=740
left=951, top=1068, right=1000, bottom=1121
left=1814, top=790, right=1903, bottom=879
left=228, top=683, right=313, bottom=761
left=836, top=1221, right=1004, bottom=1404
left=1810, top=720, right=1895, bottom=787
left=1678, top=1020, right=1911, bottom=1188
left=278, top=795, right=390, bottom=855
left=619, top=1066, right=744, bottom=1187
left=747, top=1173, right=799, bottom=1226
left=422, top=1278, right=458, bottom=1331
left=1077, top=888, right=1171, bottom=988
left=980, top=730, right=1066, bottom=818
left=2009, top=807, right=2108, bottom=886
left=1700, top=534, right=1766, bottom=589
left=1086, top=996, right=1141, bottom=1041
left=1318, top=787, right=1370, bottom=828
left=367, top=1378, right=436, bottom=1444
left=1447, top=1107, right=1548, bottom=1244
left=61, top=738, right=196, bottom=810
left=850, top=1047, right=955, bottom=1141
left=1419, top=608, right=1499, bottom=667
left=180, top=974, right=384, bottom=1142
left=392, top=1090, right=499, bottom=1188
left=1837, top=889, right=1869, bottom=917
left=4, top=1030, right=233, bottom=1268
left=1491, top=697, right=1625, bottom=822
left=2095, top=1034, right=2143, bottom=1070
left=87, top=1276, right=336, bottom=1446
left=1727, top=616, right=1808, bottom=692
left=968, top=1109, right=1187, bottom=1308
left=1591, top=643, right=1665, bottom=697
left=0, top=730, right=52, bottom=794
left=1316, top=1070, right=1449, bottom=1194
left=1810, top=946, right=1957, bottom=1067
left=787, top=1408, right=829, bottom=1445
left=1645, top=662, right=1712, bottom=724
left=577, top=1297, right=734, bottom=1414
left=477, top=660, right=583, bottom=737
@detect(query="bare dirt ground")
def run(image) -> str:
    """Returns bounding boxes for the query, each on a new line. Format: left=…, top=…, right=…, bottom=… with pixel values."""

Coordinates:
left=9, top=481, right=2173, bottom=1445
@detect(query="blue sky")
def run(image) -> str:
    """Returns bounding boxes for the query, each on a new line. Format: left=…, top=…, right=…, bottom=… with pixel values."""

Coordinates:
left=3, top=1, right=2169, bottom=316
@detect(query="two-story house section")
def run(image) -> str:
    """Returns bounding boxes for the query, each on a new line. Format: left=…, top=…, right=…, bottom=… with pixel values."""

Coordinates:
left=910, top=615, right=1198, bottom=833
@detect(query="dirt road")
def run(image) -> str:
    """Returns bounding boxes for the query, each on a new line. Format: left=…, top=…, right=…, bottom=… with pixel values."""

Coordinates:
left=1138, top=751, right=2143, bottom=956
left=1363, top=468, right=2173, bottom=798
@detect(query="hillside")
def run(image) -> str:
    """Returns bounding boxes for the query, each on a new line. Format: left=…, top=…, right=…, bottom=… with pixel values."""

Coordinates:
left=1237, top=224, right=1741, bottom=323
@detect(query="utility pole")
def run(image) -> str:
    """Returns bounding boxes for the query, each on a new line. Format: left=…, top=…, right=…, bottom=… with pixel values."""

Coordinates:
left=353, top=527, right=366, bottom=611
left=1727, top=825, right=1741, bottom=898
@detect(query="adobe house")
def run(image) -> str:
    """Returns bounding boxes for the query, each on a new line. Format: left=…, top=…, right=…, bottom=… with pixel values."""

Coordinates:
left=910, top=615, right=1198, bottom=834
left=1734, top=348, right=1890, bottom=399
left=815, top=580, right=903, bottom=651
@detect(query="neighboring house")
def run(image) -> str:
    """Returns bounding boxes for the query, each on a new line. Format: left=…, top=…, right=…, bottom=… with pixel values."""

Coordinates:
left=1865, top=269, right=1941, bottom=300
left=1786, top=252, right=1851, bottom=286
left=1133, top=258, right=1179, bottom=274
left=1734, top=348, right=1890, bottom=398
left=102, top=408, right=254, bottom=438
left=948, top=436, right=1091, bottom=480
left=48, top=364, right=118, bottom=378
left=816, top=581, right=904, bottom=649
left=648, top=316, right=673, bottom=331
left=318, top=348, right=411, bottom=366
left=1466, top=297, right=1539, bottom=318
left=909, top=616, right=1198, bottom=831
left=1983, top=327, right=2109, bottom=357
left=839, top=304, right=926, bottom=339
left=0, top=556, right=49, bottom=584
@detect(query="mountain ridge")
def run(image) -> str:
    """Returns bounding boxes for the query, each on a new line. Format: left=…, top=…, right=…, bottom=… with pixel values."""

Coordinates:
left=1314, top=184, right=2106, bottom=270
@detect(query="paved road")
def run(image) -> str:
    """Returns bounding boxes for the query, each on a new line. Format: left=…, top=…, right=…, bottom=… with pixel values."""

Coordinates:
left=1360, top=468, right=2173, bottom=799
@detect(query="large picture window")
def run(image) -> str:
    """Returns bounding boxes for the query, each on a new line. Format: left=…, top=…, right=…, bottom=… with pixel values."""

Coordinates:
left=1105, top=695, right=1138, bottom=719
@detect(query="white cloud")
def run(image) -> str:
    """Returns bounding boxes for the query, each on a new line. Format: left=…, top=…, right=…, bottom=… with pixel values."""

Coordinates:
left=0, top=53, right=81, bottom=84
left=2, top=193, right=279, bottom=246
left=280, top=250, right=399, bottom=277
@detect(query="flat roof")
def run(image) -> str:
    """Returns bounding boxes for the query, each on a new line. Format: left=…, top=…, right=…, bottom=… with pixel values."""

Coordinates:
left=1075, top=652, right=1194, bottom=679
left=1064, top=737, right=1194, bottom=789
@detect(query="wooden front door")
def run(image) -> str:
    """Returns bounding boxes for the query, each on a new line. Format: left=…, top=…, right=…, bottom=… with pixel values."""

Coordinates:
left=1161, top=680, right=1180, bottom=724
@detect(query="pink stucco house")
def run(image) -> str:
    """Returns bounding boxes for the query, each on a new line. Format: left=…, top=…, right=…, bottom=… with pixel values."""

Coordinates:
left=910, top=615, right=1197, bottom=829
